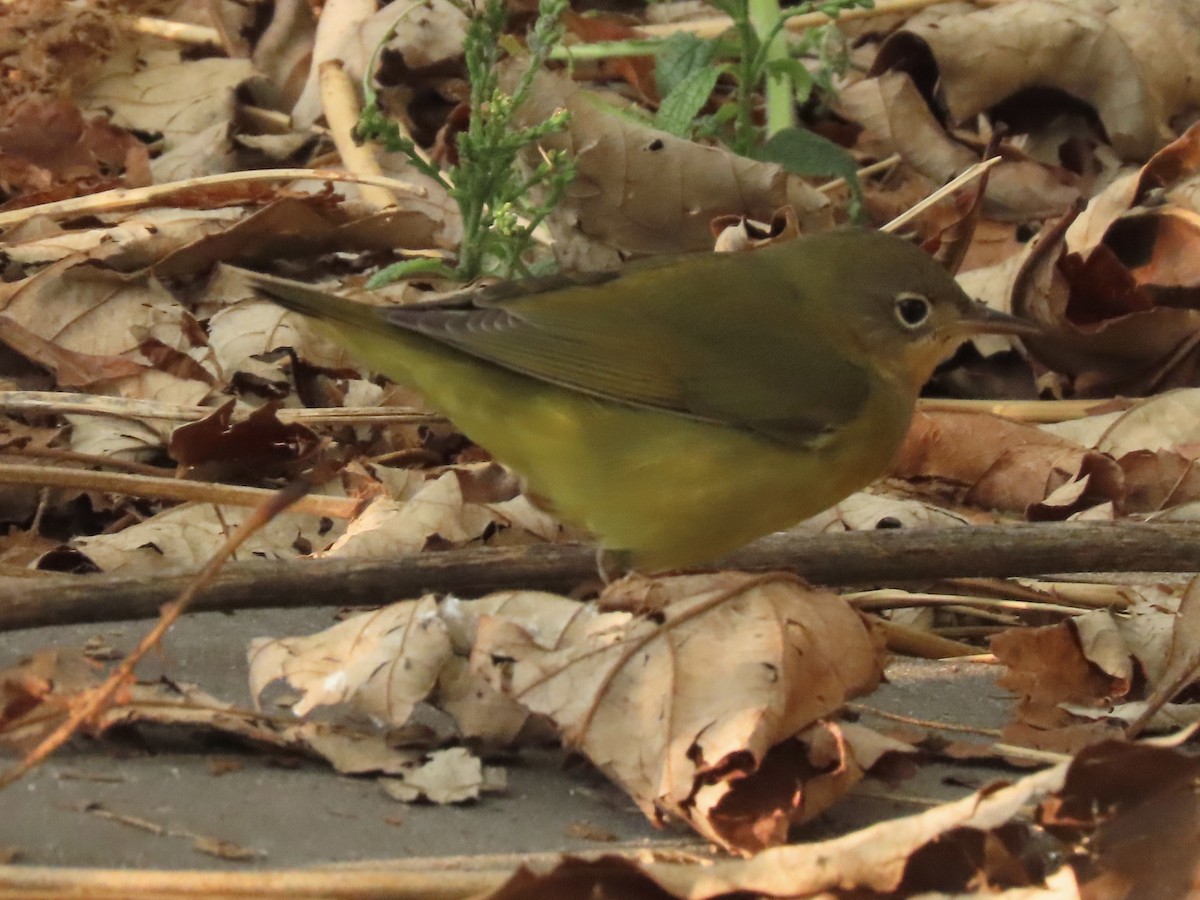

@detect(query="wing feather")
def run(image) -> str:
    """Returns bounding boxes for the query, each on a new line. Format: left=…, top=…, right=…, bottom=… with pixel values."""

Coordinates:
left=377, top=250, right=873, bottom=446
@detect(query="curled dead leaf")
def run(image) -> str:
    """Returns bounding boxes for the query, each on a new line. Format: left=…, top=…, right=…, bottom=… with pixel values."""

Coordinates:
left=874, top=0, right=1200, bottom=160
left=1014, top=125, right=1200, bottom=393
left=893, top=410, right=1123, bottom=517
left=472, top=572, right=886, bottom=853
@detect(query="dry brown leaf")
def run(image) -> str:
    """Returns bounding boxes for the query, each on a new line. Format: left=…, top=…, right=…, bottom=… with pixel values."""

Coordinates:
left=290, top=0, right=468, bottom=128
left=323, top=481, right=490, bottom=557
left=251, top=0, right=319, bottom=114
left=472, top=572, right=886, bottom=853
left=248, top=589, right=606, bottom=746
left=79, top=52, right=255, bottom=180
left=875, top=0, right=1200, bottom=160
left=0, top=97, right=147, bottom=198
left=1014, top=124, right=1200, bottom=393
left=0, top=3, right=121, bottom=105
left=168, top=400, right=319, bottom=481
left=838, top=71, right=1080, bottom=221
left=0, top=648, right=102, bottom=751
left=993, top=620, right=1126, bottom=752
left=1155, top=576, right=1200, bottom=704
left=0, top=315, right=147, bottom=388
left=992, top=584, right=1200, bottom=748
left=893, top=410, right=1122, bottom=517
left=1044, top=389, right=1200, bottom=454
left=801, top=490, right=972, bottom=532
left=0, top=651, right=437, bottom=778
left=0, top=259, right=213, bottom=389
left=207, top=293, right=356, bottom=382
left=488, top=754, right=1085, bottom=898
left=165, top=198, right=459, bottom=280
left=65, top=502, right=343, bottom=574
left=1039, top=389, right=1200, bottom=513
left=379, top=746, right=506, bottom=804
left=4, top=207, right=247, bottom=271
left=1039, top=742, right=1200, bottom=899
left=61, top=379, right=212, bottom=461
left=250, top=595, right=451, bottom=722
left=508, top=67, right=832, bottom=260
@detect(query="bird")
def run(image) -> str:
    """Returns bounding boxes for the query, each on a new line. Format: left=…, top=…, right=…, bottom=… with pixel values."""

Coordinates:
left=241, top=227, right=1037, bottom=570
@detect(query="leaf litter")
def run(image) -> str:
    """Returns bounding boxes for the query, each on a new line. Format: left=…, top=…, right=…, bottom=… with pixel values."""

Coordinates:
left=0, top=0, right=1199, bottom=893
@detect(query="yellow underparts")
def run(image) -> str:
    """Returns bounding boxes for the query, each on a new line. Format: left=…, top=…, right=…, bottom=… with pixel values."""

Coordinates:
left=320, top=320, right=915, bottom=570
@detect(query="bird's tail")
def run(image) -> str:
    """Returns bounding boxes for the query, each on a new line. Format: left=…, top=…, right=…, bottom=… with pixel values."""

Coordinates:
left=238, top=269, right=385, bottom=330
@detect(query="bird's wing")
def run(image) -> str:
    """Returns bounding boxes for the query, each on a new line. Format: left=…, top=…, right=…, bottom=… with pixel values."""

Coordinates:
left=376, top=256, right=874, bottom=447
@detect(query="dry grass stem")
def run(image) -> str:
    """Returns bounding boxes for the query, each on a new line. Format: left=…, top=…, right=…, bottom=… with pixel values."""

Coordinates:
left=0, top=462, right=358, bottom=520
left=0, top=169, right=427, bottom=228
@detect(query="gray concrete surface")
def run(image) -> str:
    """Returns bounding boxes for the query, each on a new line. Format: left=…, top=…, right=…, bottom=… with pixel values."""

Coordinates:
left=0, top=609, right=1016, bottom=868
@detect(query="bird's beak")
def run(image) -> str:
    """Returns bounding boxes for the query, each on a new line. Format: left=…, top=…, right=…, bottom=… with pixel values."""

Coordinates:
left=954, top=302, right=1042, bottom=337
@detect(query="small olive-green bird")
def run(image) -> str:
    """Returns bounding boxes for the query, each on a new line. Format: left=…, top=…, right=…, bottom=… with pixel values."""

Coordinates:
left=243, top=228, right=1035, bottom=569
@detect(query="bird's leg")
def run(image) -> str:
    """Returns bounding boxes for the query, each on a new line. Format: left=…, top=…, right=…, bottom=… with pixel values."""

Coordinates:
left=594, top=547, right=633, bottom=585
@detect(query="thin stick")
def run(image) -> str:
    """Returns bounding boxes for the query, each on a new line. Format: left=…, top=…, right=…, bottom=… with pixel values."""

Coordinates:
left=0, top=479, right=315, bottom=791
left=882, top=157, right=1002, bottom=234
left=818, top=153, right=902, bottom=194
left=874, top=619, right=979, bottom=658
left=918, top=397, right=1128, bottom=423
left=319, top=60, right=398, bottom=211
left=846, top=702, right=1001, bottom=738
left=0, top=169, right=427, bottom=229
left=846, top=590, right=1093, bottom=617
left=0, top=462, right=358, bottom=520
left=2, top=445, right=169, bottom=477
left=0, top=390, right=443, bottom=425
left=636, top=0, right=961, bottom=39
left=116, top=14, right=221, bottom=44
left=989, top=743, right=1071, bottom=764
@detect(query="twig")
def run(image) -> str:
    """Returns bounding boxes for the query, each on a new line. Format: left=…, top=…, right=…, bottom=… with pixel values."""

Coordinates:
left=845, top=589, right=1098, bottom=617
left=0, top=479, right=316, bottom=791
left=2, top=445, right=167, bottom=477
left=0, top=462, right=358, bottom=520
left=818, top=153, right=902, bottom=194
left=115, top=14, right=221, bottom=44
left=882, top=157, right=1002, bottom=234
left=0, top=168, right=426, bottom=229
left=7, top=521, right=1200, bottom=632
left=319, top=60, right=399, bottom=211
left=846, top=703, right=1001, bottom=738
left=874, top=620, right=979, bottom=658
left=917, top=397, right=1127, bottom=423
left=0, top=863, right=503, bottom=899
left=0, top=390, right=442, bottom=425
left=635, top=0, right=962, bottom=39
left=941, top=577, right=1137, bottom=610
left=989, top=743, right=1071, bottom=764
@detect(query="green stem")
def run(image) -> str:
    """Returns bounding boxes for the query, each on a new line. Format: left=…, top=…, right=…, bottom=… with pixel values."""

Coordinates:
left=548, top=38, right=666, bottom=61
left=748, top=0, right=794, bottom=136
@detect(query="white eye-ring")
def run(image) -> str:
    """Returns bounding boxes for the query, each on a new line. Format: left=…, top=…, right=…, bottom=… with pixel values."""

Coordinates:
left=894, top=292, right=932, bottom=329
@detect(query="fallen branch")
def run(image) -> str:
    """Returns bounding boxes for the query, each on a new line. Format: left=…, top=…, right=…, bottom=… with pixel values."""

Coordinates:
left=4, top=521, right=1200, bottom=631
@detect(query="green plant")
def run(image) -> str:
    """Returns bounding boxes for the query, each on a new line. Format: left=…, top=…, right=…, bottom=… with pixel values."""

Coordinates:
left=648, top=0, right=871, bottom=218
left=357, top=0, right=577, bottom=283
left=740, top=0, right=872, bottom=146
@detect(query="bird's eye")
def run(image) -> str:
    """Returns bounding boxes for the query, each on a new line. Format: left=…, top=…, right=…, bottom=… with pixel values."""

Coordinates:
left=894, top=293, right=931, bottom=329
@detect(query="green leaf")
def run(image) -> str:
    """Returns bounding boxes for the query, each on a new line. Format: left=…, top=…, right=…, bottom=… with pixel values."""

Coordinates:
left=757, top=127, right=865, bottom=221
left=654, top=66, right=722, bottom=137
left=366, top=258, right=458, bottom=289
left=654, top=31, right=717, bottom=98
left=763, top=57, right=814, bottom=104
